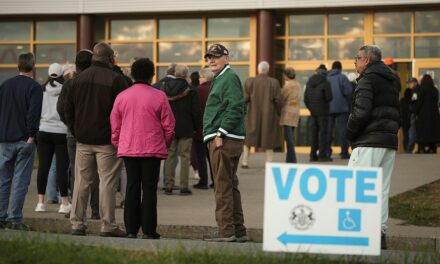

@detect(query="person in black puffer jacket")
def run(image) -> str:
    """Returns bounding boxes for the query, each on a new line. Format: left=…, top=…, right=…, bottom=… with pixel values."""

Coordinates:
left=304, top=65, right=333, bottom=161
left=347, top=45, right=400, bottom=250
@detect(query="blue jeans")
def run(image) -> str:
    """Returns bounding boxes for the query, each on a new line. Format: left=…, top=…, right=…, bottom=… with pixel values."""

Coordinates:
left=0, top=141, right=36, bottom=223
left=45, top=155, right=59, bottom=202
left=283, top=126, right=297, bottom=163
left=406, top=115, right=416, bottom=153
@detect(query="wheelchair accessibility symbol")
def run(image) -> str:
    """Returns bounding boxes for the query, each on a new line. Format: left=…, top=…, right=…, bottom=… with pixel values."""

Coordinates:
left=338, top=209, right=361, bottom=232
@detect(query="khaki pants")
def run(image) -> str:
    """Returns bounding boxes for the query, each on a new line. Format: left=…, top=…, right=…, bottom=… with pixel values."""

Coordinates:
left=208, top=138, right=246, bottom=236
left=70, top=143, right=122, bottom=232
left=165, top=137, right=192, bottom=189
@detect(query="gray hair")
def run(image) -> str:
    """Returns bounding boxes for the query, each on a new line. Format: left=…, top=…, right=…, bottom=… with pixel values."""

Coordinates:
left=359, top=45, right=382, bottom=62
left=258, top=61, right=270, bottom=74
left=166, top=63, right=177, bottom=76
left=199, top=68, right=214, bottom=81
left=175, top=64, right=189, bottom=79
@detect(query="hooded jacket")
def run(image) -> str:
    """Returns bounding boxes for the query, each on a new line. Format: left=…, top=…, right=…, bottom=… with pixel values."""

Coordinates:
left=161, top=77, right=200, bottom=138
left=347, top=61, right=400, bottom=150
left=304, top=72, right=333, bottom=116
left=327, top=69, right=353, bottom=114
left=40, top=80, right=67, bottom=134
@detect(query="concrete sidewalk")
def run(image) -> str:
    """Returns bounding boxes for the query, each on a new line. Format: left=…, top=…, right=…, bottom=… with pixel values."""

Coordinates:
left=19, top=152, right=440, bottom=251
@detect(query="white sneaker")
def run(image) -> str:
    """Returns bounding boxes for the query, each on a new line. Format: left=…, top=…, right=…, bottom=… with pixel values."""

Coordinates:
left=193, top=171, right=200, bottom=180
left=35, top=203, right=46, bottom=212
left=58, top=203, right=71, bottom=214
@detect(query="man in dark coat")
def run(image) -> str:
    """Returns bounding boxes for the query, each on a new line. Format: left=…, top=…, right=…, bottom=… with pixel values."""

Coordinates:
left=242, top=61, right=281, bottom=168
left=304, top=65, right=333, bottom=161
left=347, top=45, right=400, bottom=250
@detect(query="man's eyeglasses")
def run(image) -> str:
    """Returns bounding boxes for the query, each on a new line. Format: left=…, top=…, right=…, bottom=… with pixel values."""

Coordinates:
left=354, top=56, right=367, bottom=61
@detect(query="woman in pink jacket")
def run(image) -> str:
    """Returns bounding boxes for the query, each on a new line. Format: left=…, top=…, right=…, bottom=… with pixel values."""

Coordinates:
left=110, top=58, right=175, bottom=239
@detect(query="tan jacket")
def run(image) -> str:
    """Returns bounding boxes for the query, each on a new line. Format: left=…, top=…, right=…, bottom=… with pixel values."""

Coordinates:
left=279, top=79, right=301, bottom=127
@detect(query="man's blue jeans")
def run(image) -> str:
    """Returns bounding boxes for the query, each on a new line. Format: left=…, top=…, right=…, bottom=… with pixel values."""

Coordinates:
left=0, top=141, right=36, bottom=223
left=46, top=155, right=59, bottom=203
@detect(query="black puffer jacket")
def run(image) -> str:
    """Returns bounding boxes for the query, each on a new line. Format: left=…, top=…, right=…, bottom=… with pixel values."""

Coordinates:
left=304, top=72, right=333, bottom=116
left=347, top=61, right=400, bottom=150
left=162, top=78, right=200, bottom=138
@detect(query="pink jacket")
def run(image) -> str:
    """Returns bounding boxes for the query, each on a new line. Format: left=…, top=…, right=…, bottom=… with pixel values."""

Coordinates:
left=111, top=83, right=175, bottom=158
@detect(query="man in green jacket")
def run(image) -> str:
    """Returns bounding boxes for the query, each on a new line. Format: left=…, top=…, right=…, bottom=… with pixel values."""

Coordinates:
left=202, top=44, right=247, bottom=242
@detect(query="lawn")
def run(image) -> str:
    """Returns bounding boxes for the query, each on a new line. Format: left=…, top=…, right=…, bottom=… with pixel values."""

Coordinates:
left=389, top=179, right=440, bottom=227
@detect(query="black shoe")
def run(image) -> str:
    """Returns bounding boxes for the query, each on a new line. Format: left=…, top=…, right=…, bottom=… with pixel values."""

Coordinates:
left=318, top=157, right=333, bottom=162
left=0, top=220, right=7, bottom=229
left=164, top=188, right=173, bottom=195
left=203, top=231, right=236, bottom=242
left=180, top=188, right=192, bottom=196
left=309, top=156, right=318, bottom=162
left=72, top=228, right=86, bottom=236
left=6, top=222, right=31, bottom=231
left=235, top=229, right=248, bottom=243
left=127, top=233, right=137, bottom=239
left=142, top=232, right=161, bottom=239
left=193, top=183, right=208, bottom=189
left=381, top=232, right=387, bottom=250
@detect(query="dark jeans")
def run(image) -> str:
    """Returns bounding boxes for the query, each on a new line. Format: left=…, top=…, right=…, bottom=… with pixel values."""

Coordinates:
left=283, top=126, right=297, bottom=163
left=310, top=115, right=329, bottom=159
left=123, top=157, right=161, bottom=235
left=193, top=139, right=209, bottom=186
left=407, top=115, right=416, bottom=153
left=67, top=135, right=99, bottom=214
left=402, top=125, right=410, bottom=153
left=328, top=113, right=349, bottom=157
left=36, top=131, right=69, bottom=197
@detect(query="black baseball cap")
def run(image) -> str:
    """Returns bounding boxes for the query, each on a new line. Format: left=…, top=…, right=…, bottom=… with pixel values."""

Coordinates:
left=204, top=44, right=229, bottom=58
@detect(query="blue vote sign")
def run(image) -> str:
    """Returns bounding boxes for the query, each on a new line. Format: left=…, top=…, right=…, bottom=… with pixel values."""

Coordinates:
left=263, top=163, right=382, bottom=256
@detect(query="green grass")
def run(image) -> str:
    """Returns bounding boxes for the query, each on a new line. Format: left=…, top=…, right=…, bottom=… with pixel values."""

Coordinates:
left=0, top=237, right=370, bottom=264
left=389, top=180, right=440, bottom=227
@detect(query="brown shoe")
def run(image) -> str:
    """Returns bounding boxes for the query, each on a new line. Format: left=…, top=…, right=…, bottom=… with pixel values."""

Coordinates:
left=100, top=228, right=126, bottom=238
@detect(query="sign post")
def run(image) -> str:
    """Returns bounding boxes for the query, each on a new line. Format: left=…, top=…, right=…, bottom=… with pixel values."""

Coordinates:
left=263, top=163, right=382, bottom=256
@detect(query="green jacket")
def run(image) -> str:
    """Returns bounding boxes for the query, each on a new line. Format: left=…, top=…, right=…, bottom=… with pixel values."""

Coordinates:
left=203, top=65, right=246, bottom=142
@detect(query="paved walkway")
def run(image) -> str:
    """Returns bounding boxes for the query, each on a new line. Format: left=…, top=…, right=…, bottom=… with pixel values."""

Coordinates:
left=20, top=152, right=440, bottom=250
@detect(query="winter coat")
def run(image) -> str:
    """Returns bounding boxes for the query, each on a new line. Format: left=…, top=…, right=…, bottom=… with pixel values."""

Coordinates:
left=110, top=82, right=175, bottom=158
left=203, top=65, right=246, bottom=142
left=65, top=61, right=129, bottom=145
left=346, top=61, right=400, bottom=150
left=161, top=77, right=200, bottom=138
left=399, top=88, right=413, bottom=128
left=304, top=73, right=333, bottom=116
left=279, top=79, right=301, bottom=127
left=244, top=74, right=281, bottom=149
left=414, top=84, right=440, bottom=144
left=327, top=69, right=353, bottom=114
left=40, top=80, right=67, bottom=134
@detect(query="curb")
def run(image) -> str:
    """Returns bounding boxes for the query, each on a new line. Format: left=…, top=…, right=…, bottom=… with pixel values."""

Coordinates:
left=23, top=217, right=438, bottom=252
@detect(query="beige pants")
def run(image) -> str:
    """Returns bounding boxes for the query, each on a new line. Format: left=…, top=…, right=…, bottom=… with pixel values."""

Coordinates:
left=165, top=137, right=192, bottom=189
left=241, top=145, right=274, bottom=166
left=70, top=143, right=122, bottom=232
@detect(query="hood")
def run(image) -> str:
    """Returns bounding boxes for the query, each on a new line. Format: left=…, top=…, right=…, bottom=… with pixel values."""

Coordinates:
left=363, top=61, right=398, bottom=82
left=44, top=81, right=62, bottom=96
left=163, top=78, right=188, bottom=96
left=307, top=73, right=327, bottom=88
left=327, top=69, right=341, bottom=78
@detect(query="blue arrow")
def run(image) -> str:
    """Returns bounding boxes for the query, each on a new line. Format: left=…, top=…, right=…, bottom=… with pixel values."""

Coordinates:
left=277, top=232, right=369, bottom=246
